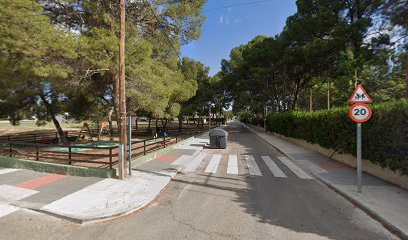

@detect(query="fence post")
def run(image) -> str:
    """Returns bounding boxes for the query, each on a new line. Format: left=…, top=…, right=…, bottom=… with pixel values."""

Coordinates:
left=143, top=140, right=146, bottom=155
left=36, top=144, right=39, bottom=161
left=9, top=142, right=12, bottom=157
left=109, top=148, right=113, bottom=169
left=68, top=147, right=72, bottom=165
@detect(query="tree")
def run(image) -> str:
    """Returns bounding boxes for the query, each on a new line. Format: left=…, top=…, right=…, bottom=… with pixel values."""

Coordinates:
left=0, top=0, right=77, bottom=142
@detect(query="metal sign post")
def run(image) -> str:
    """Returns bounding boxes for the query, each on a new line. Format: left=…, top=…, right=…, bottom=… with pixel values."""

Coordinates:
left=127, top=116, right=132, bottom=176
left=356, top=123, right=362, bottom=193
left=348, top=85, right=373, bottom=193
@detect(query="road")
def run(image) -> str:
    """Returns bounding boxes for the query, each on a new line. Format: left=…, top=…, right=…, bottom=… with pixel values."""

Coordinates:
left=0, top=123, right=398, bottom=240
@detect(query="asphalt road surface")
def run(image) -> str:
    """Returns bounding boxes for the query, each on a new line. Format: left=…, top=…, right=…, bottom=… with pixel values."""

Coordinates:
left=0, top=123, right=399, bottom=240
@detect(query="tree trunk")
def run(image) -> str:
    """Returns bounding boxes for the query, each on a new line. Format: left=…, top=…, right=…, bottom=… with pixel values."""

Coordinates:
left=148, top=118, right=151, bottom=129
left=198, top=115, right=202, bottom=128
left=178, top=117, right=183, bottom=131
left=292, top=79, right=300, bottom=110
left=161, top=119, right=165, bottom=127
left=135, top=116, right=138, bottom=130
left=405, top=54, right=408, bottom=98
left=39, top=94, right=67, bottom=144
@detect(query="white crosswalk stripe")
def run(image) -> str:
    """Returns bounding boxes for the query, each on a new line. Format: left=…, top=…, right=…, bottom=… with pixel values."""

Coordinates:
left=0, top=203, right=19, bottom=218
left=183, top=153, right=207, bottom=172
left=227, top=155, right=239, bottom=175
left=277, top=156, right=313, bottom=179
left=205, top=154, right=222, bottom=173
left=261, top=156, right=287, bottom=178
left=245, top=155, right=262, bottom=176
left=182, top=153, right=312, bottom=180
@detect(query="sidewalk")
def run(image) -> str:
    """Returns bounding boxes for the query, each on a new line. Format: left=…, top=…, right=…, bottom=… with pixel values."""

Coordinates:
left=247, top=125, right=408, bottom=239
left=0, top=133, right=208, bottom=223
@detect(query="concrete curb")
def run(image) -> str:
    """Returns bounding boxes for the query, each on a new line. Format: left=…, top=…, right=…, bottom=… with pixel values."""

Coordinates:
left=37, top=168, right=185, bottom=224
left=246, top=125, right=407, bottom=240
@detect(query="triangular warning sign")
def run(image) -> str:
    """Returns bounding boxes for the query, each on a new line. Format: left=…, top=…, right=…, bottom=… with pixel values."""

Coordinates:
left=349, top=85, right=372, bottom=104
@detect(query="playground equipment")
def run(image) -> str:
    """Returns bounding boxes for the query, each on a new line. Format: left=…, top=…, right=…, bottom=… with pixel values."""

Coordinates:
left=75, top=122, right=94, bottom=143
left=98, top=121, right=113, bottom=141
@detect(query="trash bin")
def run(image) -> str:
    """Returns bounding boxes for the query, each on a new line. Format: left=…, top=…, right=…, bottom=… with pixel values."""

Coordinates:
left=209, top=128, right=228, bottom=149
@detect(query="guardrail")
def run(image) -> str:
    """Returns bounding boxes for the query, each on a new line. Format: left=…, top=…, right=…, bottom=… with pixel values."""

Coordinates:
left=0, top=127, right=205, bottom=169
left=0, top=141, right=118, bottom=169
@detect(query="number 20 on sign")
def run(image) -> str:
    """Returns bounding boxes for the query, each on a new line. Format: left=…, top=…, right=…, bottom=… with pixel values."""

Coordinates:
left=348, top=103, right=372, bottom=123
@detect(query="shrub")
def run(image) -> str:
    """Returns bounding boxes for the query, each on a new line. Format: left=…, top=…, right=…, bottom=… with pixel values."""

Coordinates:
left=266, top=99, right=408, bottom=175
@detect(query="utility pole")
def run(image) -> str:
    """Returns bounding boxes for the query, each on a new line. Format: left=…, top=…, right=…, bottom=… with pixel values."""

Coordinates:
left=118, top=0, right=127, bottom=179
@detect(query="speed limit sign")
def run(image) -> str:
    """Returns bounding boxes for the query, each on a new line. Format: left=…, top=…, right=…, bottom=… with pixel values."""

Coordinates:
left=349, top=103, right=372, bottom=123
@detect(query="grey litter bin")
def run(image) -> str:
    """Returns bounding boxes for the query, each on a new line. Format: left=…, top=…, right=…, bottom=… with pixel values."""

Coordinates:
left=209, top=128, right=228, bottom=149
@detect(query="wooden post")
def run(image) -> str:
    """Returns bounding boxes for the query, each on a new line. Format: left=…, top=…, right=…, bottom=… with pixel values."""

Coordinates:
left=143, top=140, right=146, bottom=155
left=118, top=0, right=127, bottom=179
left=36, top=145, right=39, bottom=161
left=68, top=147, right=72, bottom=165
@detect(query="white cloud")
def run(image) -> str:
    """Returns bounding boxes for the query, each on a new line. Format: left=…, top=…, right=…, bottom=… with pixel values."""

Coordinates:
left=219, top=14, right=224, bottom=24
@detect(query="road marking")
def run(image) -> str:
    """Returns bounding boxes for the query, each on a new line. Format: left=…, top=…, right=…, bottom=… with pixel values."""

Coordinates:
left=183, top=153, right=207, bottom=172
left=155, top=155, right=177, bottom=162
left=0, top=185, right=38, bottom=200
left=0, top=168, right=20, bottom=175
left=0, top=203, right=20, bottom=218
left=227, top=155, right=239, bottom=175
left=205, top=154, right=221, bottom=173
left=15, top=174, right=66, bottom=190
left=171, top=155, right=191, bottom=166
left=261, top=156, right=287, bottom=178
left=277, top=157, right=313, bottom=179
left=245, top=155, right=262, bottom=176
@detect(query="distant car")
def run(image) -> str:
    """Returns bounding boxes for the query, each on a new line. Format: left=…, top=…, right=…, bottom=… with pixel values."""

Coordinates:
left=139, top=117, right=148, bottom=122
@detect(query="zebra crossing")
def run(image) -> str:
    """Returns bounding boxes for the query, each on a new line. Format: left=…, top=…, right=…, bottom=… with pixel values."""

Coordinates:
left=178, top=153, right=313, bottom=180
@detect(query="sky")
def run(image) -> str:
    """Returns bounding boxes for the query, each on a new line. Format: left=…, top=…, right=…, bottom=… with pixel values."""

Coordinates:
left=181, top=0, right=298, bottom=76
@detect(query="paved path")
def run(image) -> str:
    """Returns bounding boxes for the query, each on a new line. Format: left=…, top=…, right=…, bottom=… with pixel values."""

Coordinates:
left=0, top=122, right=398, bottom=240
left=0, top=134, right=208, bottom=222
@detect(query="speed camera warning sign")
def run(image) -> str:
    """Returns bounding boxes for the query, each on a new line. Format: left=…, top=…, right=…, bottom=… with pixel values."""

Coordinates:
left=349, top=103, right=372, bottom=123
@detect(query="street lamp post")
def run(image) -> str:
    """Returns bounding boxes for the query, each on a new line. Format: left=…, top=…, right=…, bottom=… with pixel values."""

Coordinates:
left=209, top=104, right=211, bottom=130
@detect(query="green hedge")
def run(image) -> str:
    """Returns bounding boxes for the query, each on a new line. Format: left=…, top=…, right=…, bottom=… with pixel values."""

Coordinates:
left=239, top=113, right=264, bottom=126
left=266, top=99, right=408, bottom=175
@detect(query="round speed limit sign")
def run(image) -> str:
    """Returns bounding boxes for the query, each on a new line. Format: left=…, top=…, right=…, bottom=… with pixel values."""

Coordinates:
left=349, top=103, right=372, bottom=123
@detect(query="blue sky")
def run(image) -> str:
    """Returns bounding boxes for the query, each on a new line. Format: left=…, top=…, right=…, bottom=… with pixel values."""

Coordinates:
left=181, top=0, right=298, bottom=76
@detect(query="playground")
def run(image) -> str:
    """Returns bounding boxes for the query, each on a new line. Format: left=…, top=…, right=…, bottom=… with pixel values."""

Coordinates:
left=0, top=121, right=206, bottom=169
